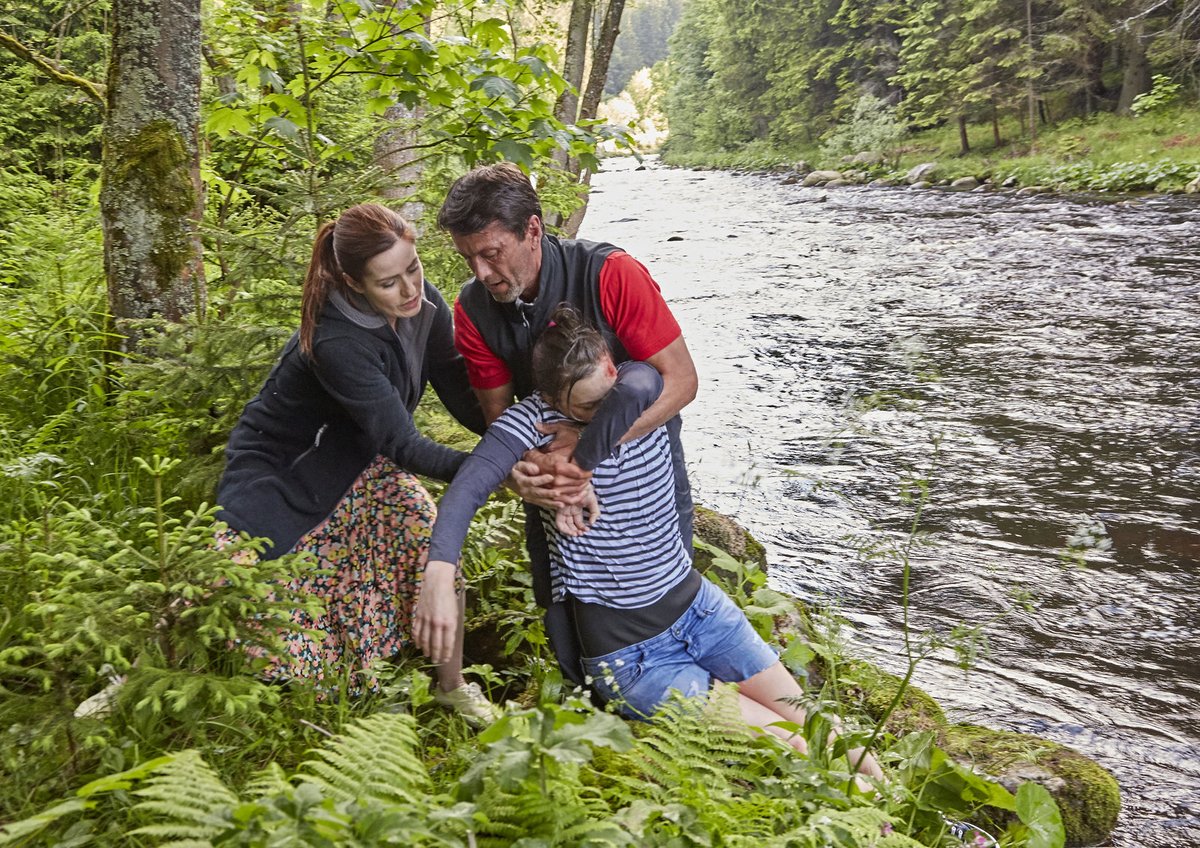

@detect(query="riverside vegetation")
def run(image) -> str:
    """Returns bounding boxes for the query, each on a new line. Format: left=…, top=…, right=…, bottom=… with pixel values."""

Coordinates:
left=652, top=0, right=1200, bottom=195
left=1, top=0, right=1118, bottom=843
left=0, top=214, right=1118, bottom=843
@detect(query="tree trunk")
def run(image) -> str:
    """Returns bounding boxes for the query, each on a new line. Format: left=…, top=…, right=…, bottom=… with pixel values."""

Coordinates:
left=101, top=0, right=205, bottom=334
left=1116, top=19, right=1151, bottom=114
left=992, top=103, right=1002, bottom=146
left=556, top=0, right=593, bottom=127
left=562, top=0, right=627, bottom=238
left=373, top=4, right=431, bottom=222
left=578, top=0, right=626, bottom=122
left=957, top=114, right=970, bottom=154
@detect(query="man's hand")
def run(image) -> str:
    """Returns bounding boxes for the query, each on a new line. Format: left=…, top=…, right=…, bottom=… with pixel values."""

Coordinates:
left=554, top=484, right=601, bottom=536
left=507, top=421, right=591, bottom=509
left=412, top=560, right=459, bottom=665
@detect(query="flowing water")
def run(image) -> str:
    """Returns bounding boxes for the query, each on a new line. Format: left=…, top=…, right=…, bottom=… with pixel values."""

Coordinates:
left=580, top=156, right=1200, bottom=847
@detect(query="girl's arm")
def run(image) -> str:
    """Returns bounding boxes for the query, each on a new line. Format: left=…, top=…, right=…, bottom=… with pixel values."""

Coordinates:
left=413, top=411, right=538, bottom=663
left=572, top=361, right=664, bottom=470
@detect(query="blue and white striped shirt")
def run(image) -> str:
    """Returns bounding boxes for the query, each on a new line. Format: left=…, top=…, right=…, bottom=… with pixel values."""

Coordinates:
left=490, top=395, right=692, bottom=608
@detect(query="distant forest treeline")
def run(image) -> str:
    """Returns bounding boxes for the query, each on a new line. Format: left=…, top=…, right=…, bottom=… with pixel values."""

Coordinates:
left=661, top=0, right=1200, bottom=155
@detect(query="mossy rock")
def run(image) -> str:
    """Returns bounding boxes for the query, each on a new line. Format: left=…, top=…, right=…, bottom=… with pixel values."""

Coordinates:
left=940, top=724, right=1120, bottom=847
left=829, top=659, right=946, bottom=735
left=692, top=505, right=768, bottom=572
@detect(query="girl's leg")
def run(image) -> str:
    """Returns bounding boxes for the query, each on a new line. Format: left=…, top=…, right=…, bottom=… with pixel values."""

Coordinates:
left=736, top=691, right=809, bottom=755
left=737, top=662, right=884, bottom=781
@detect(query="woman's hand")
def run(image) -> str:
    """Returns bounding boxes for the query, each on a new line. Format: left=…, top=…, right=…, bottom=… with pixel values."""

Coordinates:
left=412, top=560, right=460, bottom=665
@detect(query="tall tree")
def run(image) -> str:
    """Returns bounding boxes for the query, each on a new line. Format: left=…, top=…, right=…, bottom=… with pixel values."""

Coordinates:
left=102, top=0, right=205, bottom=330
left=1, top=0, right=206, bottom=329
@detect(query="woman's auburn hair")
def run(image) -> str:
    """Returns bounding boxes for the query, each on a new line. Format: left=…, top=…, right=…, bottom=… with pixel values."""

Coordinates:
left=299, top=204, right=414, bottom=357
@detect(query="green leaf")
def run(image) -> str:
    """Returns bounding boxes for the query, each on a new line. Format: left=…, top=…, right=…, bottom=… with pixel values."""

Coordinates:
left=780, top=638, right=816, bottom=673
left=264, top=116, right=301, bottom=142
left=491, top=139, right=533, bottom=169
left=471, top=75, right=520, bottom=103
left=1016, top=782, right=1066, bottom=848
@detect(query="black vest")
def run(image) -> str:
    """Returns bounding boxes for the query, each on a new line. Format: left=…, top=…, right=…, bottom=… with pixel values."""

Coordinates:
left=457, top=234, right=627, bottom=397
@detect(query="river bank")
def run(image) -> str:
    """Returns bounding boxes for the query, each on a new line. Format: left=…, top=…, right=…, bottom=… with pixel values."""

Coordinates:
left=579, top=156, right=1200, bottom=847
left=657, top=105, right=1200, bottom=195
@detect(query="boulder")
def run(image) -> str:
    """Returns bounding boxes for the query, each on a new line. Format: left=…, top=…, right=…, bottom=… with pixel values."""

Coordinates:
left=801, top=169, right=844, bottom=186
left=1186, top=174, right=1200, bottom=193
left=793, top=160, right=814, bottom=175
left=835, top=661, right=1121, bottom=847
left=950, top=176, right=980, bottom=190
left=850, top=150, right=886, bottom=166
left=905, top=162, right=940, bottom=184
left=1015, top=186, right=1047, bottom=197
left=868, top=178, right=898, bottom=188
left=780, top=173, right=802, bottom=186
left=941, top=725, right=1121, bottom=847
left=1002, top=176, right=1020, bottom=188
left=909, top=180, right=932, bottom=190
left=825, top=178, right=853, bottom=188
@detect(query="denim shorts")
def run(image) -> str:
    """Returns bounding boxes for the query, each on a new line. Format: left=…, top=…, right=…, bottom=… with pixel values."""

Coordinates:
left=581, top=576, right=780, bottom=719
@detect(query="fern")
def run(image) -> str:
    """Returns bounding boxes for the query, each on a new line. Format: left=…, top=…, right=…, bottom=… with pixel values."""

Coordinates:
left=296, top=711, right=429, bottom=806
left=128, top=750, right=238, bottom=844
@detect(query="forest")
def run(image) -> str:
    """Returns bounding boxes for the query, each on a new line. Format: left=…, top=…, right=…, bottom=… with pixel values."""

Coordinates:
left=660, top=0, right=1200, bottom=191
left=0, top=0, right=1139, bottom=844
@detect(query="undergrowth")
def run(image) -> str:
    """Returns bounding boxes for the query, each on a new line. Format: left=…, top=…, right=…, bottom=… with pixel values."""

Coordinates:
left=0, top=172, right=1065, bottom=847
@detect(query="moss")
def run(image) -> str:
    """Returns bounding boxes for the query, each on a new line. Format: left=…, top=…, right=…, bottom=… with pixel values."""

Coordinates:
left=693, top=506, right=768, bottom=572
left=940, top=724, right=1121, bottom=847
left=833, top=659, right=946, bottom=735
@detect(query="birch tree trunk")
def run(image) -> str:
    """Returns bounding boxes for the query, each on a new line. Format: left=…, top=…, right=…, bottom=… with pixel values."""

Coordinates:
left=374, top=1, right=430, bottom=222
left=562, top=0, right=626, bottom=237
left=101, top=0, right=206, bottom=333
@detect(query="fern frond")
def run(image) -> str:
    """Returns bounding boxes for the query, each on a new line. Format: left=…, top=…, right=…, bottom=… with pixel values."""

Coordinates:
left=128, top=750, right=238, bottom=843
left=297, top=711, right=429, bottom=806
left=245, top=761, right=291, bottom=799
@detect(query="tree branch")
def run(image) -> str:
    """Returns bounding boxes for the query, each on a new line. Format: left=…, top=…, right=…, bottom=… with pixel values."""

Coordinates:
left=0, top=30, right=106, bottom=108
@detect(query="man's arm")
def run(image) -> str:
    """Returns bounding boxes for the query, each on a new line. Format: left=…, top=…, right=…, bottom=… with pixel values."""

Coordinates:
left=617, top=334, right=697, bottom=444
left=475, top=382, right=517, bottom=426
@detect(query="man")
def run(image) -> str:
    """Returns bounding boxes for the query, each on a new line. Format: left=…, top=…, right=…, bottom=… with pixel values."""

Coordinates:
left=436, top=162, right=698, bottom=683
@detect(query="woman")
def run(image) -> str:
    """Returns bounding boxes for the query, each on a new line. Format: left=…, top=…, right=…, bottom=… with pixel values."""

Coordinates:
left=216, top=203, right=495, bottom=723
left=414, top=306, right=883, bottom=781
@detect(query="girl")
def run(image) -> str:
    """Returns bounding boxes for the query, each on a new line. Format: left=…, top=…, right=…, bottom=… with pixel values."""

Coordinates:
left=414, top=305, right=883, bottom=780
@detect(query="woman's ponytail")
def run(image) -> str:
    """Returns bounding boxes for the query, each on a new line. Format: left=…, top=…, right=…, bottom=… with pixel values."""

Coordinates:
left=299, top=221, right=339, bottom=357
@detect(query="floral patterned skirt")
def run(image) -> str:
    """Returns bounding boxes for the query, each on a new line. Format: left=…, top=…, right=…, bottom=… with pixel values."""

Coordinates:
left=229, top=456, right=435, bottom=693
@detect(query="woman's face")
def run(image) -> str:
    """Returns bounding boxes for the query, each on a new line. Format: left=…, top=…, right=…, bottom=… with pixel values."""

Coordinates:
left=555, top=354, right=617, bottom=422
left=348, top=237, right=423, bottom=324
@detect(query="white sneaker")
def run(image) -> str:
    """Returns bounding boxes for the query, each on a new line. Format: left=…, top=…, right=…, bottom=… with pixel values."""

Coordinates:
left=433, top=681, right=500, bottom=728
left=74, top=675, right=126, bottom=719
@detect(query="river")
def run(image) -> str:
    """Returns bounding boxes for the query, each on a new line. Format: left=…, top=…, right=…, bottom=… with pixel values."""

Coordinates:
left=579, top=156, right=1200, bottom=847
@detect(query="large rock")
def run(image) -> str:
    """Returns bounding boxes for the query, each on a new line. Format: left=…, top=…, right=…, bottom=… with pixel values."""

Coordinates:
left=850, top=150, right=886, bottom=166
left=905, top=162, right=940, bottom=184
left=941, top=725, right=1121, bottom=847
left=1015, top=186, right=1047, bottom=196
left=1185, top=174, right=1200, bottom=193
left=693, top=505, right=767, bottom=571
left=829, top=659, right=1121, bottom=847
left=802, top=169, right=844, bottom=186
left=909, top=180, right=932, bottom=190
left=950, top=176, right=980, bottom=190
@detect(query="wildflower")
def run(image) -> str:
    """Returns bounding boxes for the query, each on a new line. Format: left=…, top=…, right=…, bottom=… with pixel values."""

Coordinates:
left=880, top=822, right=894, bottom=836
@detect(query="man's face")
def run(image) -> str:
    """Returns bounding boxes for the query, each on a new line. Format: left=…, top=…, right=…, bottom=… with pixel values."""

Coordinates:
left=451, top=216, right=543, bottom=303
